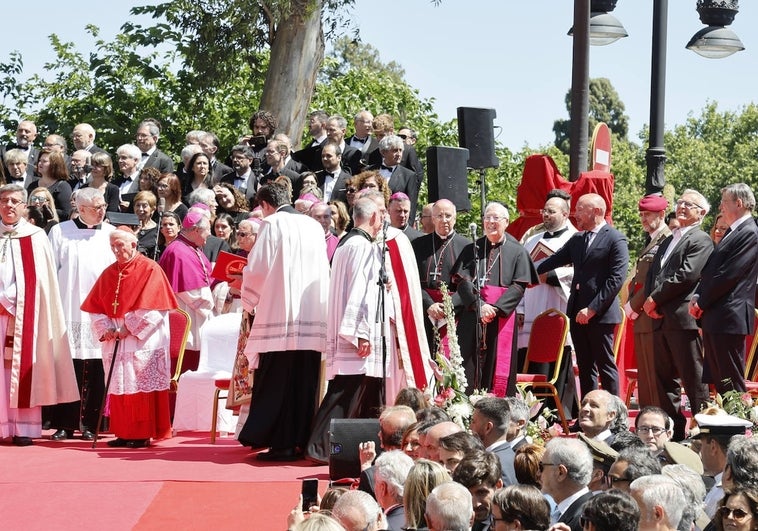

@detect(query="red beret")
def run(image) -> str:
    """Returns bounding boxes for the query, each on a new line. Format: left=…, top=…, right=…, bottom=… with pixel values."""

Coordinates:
left=638, top=194, right=668, bottom=212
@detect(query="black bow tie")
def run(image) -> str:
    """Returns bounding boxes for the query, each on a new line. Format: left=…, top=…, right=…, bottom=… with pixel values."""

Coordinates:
left=141, top=152, right=149, bottom=158
left=14, top=144, right=29, bottom=151
left=353, top=136, right=368, bottom=143
left=381, top=164, right=394, bottom=172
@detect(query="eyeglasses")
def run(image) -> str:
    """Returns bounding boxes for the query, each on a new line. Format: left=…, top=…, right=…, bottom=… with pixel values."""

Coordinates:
left=237, top=231, right=252, bottom=237
left=398, top=134, right=408, bottom=140
left=0, top=197, right=24, bottom=206
left=346, top=188, right=357, bottom=194
left=676, top=199, right=703, bottom=210
left=484, top=215, right=506, bottom=222
left=637, top=426, right=667, bottom=436
left=719, top=507, right=751, bottom=521
left=538, top=462, right=558, bottom=472
left=84, top=204, right=108, bottom=211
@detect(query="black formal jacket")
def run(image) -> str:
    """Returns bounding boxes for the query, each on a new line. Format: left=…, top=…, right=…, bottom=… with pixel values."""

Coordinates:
left=697, top=216, right=758, bottom=335
left=559, top=490, right=594, bottom=531
left=645, top=226, right=713, bottom=331
left=537, top=224, right=629, bottom=324
left=142, top=148, right=175, bottom=174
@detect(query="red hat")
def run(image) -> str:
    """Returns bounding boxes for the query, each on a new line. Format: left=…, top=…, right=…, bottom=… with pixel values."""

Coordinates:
left=638, top=194, right=668, bottom=212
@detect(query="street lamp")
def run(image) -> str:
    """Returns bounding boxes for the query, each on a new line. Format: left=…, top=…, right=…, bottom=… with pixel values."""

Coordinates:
left=686, top=0, right=744, bottom=59
left=568, top=0, right=627, bottom=181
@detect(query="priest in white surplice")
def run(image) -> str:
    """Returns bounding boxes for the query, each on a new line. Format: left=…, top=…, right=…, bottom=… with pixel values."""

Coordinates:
left=45, top=188, right=115, bottom=441
left=236, top=183, right=329, bottom=461
left=518, top=195, right=577, bottom=416
left=305, top=194, right=388, bottom=463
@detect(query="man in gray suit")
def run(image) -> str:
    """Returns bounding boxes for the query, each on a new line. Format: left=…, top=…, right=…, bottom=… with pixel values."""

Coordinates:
left=643, top=189, right=713, bottom=440
left=135, top=119, right=174, bottom=174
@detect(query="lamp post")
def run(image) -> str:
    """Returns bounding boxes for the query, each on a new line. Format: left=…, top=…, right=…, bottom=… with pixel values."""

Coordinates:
left=568, top=0, right=627, bottom=182
left=646, top=0, right=668, bottom=195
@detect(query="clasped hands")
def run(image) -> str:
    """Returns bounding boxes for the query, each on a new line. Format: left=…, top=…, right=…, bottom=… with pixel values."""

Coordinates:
left=100, top=327, right=129, bottom=342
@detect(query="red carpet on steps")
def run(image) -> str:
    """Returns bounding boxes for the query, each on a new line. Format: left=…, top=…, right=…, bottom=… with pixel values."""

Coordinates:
left=0, top=431, right=330, bottom=531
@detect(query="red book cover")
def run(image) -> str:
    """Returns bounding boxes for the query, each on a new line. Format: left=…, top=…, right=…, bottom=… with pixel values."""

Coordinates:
left=211, top=251, right=246, bottom=282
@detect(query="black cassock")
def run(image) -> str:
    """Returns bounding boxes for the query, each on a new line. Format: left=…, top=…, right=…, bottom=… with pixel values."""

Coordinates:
left=452, top=233, right=538, bottom=395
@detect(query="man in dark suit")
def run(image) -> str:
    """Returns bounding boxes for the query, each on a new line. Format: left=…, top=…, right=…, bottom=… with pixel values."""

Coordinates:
left=469, top=397, right=518, bottom=486
left=135, top=119, right=174, bottom=174
left=71, top=123, right=109, bottom=157
left=691, top=182, right=758, bottom=394
left=315, top=142, right=351, bottom=203
left=273, top=134, right=308, bottom=174
left=348, top=110, right=377, bottom=158
left=291, top=110, right=329, bottom=171
left=642, top=189, right=713, bottom=440
left=367, top=135, right=419, bottom=221
left=198, top=131, right=232, bottom=184
left=541, top=438, right=594, bottom=531
left=326, top=115, right=363, bottom=175
left=1, top=119, right=39, bottom=183
left=452, top=450, right=504, bottom=531
left=504, top=396, right=530, bottom=451
left=366, top=114, right=423, bottom=186
left=373, top=450, right=413, bottom=531
left=220, top=144, right=257, bottom=199
left=389, top=192, right=423, bottom=241
left=537, top=193, right=629, bottom=396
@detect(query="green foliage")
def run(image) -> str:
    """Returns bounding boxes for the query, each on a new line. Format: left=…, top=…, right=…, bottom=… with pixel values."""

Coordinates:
left=320, top=36, right=405, bottom=83
left=554, top=77, right=629, bottom=154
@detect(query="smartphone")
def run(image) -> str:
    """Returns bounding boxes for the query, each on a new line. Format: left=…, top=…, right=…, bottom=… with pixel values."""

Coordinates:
left=301, top=478, right=319, bottom=512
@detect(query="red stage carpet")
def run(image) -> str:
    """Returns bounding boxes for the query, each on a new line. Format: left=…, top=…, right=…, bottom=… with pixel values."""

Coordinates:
left=0, top=431, right=330, bottom=530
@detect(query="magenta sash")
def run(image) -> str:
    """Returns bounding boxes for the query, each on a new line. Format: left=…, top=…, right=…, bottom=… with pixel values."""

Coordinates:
left=481, top=285, right=515, bottom=396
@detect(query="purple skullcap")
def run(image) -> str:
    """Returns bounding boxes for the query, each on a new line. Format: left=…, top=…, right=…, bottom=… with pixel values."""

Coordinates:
left=182, top=209, right=207, bottom=229
left=390, top=192, right=410, bottom=202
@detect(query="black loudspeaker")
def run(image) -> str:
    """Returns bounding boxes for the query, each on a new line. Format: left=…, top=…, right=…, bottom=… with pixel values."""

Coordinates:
left=427, top=146, right=471, bottom=212
left=329, top=418, right=382, bottom=480
left=457, top=107, right=499, bottom=169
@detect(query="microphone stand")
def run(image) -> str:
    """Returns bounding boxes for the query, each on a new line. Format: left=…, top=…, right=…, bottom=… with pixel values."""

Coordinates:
left=152, top=200, right=164, bottom=261
left=470, top=224, right=485, bottom=390
left=376, top=221, right=389, bottom=407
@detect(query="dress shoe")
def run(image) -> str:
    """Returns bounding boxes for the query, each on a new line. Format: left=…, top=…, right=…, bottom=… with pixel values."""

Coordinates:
left=12, top=436, right=33, bottom=446
left=257, top=448, right=300, bottom=462
left=80, top=430, right=96, bottom=441
left=51, top=429, right=72, bottom=441
left=107, top=438, right=129, bottom=447
left=126, top=439, right=150, bottom=448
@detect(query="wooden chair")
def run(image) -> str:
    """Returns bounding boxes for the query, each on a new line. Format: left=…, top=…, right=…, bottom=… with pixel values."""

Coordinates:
left=168, top=308, right=191, bottom=394
left=516, top=308, right=571, bottom=433
left=744, top=309, right=758, bottom=396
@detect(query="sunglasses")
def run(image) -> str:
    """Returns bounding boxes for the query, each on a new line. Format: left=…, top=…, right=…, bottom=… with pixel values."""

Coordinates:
left=719, top=507, right=751, bottom=521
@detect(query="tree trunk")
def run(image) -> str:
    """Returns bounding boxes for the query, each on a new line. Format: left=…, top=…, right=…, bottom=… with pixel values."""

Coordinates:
left=259, top=0, right=324, bottom=150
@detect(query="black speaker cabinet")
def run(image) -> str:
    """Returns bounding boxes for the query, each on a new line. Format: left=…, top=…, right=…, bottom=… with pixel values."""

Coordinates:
left=427, top=146, right=471, bottom=212
left=329, top=418, right=381, bottom=480
left=457, top=107, right=499, bottom=169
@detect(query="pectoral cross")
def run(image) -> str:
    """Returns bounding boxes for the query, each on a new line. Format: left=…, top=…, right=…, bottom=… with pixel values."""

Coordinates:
left=111, top=299, right=119, bottom=313
left=430, top=269, right=440, bottom=282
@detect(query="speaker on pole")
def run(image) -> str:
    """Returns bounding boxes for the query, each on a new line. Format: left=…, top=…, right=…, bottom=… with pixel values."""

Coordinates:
left=329, top=418, right=382, bottom=481
left=427, top=146, right=471, bottom=212
left=457, top=107, right=499, bottom=169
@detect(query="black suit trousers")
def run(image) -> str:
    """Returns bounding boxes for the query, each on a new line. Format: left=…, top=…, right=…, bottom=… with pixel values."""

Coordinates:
left=571, top=320, right=618, bottom=396
left=703, top=332, right=747, bottom=393
left=651, top=328, right=709, bottom=440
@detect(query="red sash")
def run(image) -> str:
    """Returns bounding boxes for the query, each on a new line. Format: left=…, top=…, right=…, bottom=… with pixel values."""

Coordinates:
left=481, top=285, right=516, bottom=397
left=18, top=235, right=36, bottom=408
left=387, top=239, right=428, bottom=390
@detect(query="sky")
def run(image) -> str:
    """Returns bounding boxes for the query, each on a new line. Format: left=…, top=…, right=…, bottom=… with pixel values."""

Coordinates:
left=0, top=1, right=756, bottom=151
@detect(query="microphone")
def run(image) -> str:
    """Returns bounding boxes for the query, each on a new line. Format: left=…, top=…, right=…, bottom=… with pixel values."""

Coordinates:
left=469, top=222, right=478, bottom=241
left=158, top=197, right=166, bottom=214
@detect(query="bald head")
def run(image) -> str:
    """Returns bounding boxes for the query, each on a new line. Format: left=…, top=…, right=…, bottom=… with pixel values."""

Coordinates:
left=426, top=421, right=463, bottom=463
